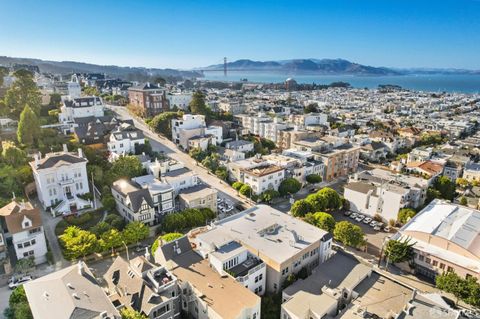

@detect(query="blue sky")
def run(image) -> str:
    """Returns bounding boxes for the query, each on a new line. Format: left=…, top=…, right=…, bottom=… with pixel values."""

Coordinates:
left=1, top=0, right=479, bottom=69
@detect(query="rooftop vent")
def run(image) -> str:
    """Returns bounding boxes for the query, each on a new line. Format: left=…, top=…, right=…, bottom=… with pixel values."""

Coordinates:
left=67, top=283, right=74, bottom=289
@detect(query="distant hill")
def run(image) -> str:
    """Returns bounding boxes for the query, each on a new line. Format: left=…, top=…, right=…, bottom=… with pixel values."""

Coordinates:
left=0, top=56, right=202, bottom=80
left=203, top=58, right=402, bottom=75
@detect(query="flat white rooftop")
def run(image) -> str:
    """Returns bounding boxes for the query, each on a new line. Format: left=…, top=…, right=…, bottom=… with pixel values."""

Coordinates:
left=198, top=205, right=329, bottom=265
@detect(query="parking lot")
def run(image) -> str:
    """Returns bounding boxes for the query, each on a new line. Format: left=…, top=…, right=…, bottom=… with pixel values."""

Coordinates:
left=216, top=196, right=238, bottom=219
left=335, top=211, right=393, bottom=258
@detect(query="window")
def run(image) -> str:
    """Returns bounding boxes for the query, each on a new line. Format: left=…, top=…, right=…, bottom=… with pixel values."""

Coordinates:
left=425, top=258, right=431, bottom=264
left=439, top=263, right=445, bottom=270
left=432, top=260, right=438, bottom=267
left=447, top=266, right=454, bottom=272
left=418, top=255, right=424, bottom=261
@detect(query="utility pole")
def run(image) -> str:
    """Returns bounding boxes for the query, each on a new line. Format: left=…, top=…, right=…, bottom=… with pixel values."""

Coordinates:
left=91, top=172, right=97, bottom=209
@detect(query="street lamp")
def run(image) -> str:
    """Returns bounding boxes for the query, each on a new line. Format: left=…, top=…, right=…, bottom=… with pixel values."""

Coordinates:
left=122, top=241, right=130, bottom=261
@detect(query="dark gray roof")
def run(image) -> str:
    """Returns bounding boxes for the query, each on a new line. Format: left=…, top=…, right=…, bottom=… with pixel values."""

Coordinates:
left=157, top=235, right=192, bottom=262
left=33, top=153, right=87, bottom=170
left=112, top=180, right=154, bottom=213
left=64, top=97, right=102, bottom=108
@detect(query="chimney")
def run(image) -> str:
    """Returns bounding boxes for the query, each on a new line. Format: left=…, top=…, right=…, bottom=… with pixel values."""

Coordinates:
left=63, top=144, right=68, bottom=153
left=78, top=148, right=84, bottom=158
left=34, top=153, right=40, bottom=168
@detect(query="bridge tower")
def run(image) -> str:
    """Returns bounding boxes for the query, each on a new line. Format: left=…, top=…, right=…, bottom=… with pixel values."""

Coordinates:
left=224, top=57, right=227, bottom=77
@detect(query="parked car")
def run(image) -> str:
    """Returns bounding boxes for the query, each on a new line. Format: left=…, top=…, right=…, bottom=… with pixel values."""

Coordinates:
left=355, top=216, right=364, bottom=222
left=363, top=217, right=372, bottom=224
left=369, top=221, right=377, bottom=227
left=384, top=226, right=392, bottom=233
left=9, top=275, right=33, bottom=289
left=373, top=225, right=382, bottom=231
left=349, top=213, right=358, bottom=219
left=344, top=211, right=352, bottom=216
left=309, top=187, right=317, bottom=193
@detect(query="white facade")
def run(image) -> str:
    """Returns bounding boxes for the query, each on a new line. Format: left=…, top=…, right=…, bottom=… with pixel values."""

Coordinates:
left=204, top=125, right=223, bottom=144
left=11, top=215, right=48, bottom=265
left=167, top=92, right=192, bottom=110
left=107, top=128, right=145, bottom=161
left=30, top=147, right=91, bottom=215
left=67, top=75, right=81, bottom=99
left=243, top=165, right=285, bottom=195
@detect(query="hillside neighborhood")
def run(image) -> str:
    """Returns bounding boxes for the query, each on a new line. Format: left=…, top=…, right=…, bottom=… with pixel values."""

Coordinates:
left=0, top=65, right=480, bottom=319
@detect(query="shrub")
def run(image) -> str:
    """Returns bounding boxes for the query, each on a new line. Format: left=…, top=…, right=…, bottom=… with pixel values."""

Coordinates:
left=279, top=178, right=302, bottom=196
left=232, top=181, right=244, bottom=191
left=306, top=174, right=322, bottom=184
left=290, top=199, right=313, bottom=217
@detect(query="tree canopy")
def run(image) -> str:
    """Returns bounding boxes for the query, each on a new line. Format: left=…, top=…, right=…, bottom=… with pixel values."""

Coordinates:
left=279, top=178, right=302, bottom=196
left=334, top=221, right=365, bottom=248
left=436, top=271, right=480, bottom=307
left=120, top=308, right=148, bottom=319
left=3, top=69, right=42, bottom=118
left=305, top=212, right=336, bottom=233
left=397, top=208, right=416, bottom=224
left=306, top=174, right=322, bottom=184
left=59, top=226, right=99, bottom=260
left=384, top=238, right=415, bottom=263
left=107, top=156, right=143, bottom=184
left=290, top=199, right=313, bottom=217
left=189, top=90, right=210, bottom=116
left=17, top=105, right=40, bottom=146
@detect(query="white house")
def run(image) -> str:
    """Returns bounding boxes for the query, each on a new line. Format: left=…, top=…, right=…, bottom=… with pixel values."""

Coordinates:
left=242, top=163, right=285, bottom=195
left=107, top=125, right=145, bottom=161
left=30, top=145, right=91, bottom=215
left=2, top=201, right=48, bottom=265
left=67, top=74, right=81, bottom=99
left=167, top=92, right=192, bottom=110
left=58, top=96, right=105, bottom=133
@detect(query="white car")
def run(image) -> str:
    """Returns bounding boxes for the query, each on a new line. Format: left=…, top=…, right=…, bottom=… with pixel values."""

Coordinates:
left=369, top=221, right=377, bottom=227
left=363, top=217, right=372, bottom=224
left=9, top=275, right=33, bottom=289
left=355, top=216, right=364, bottom=222
left=373, top=225, right=382, bottom=231
left=349, top=213, right=358, bottom=219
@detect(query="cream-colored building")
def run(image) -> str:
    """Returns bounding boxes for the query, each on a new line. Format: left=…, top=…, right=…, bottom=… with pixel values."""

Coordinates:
left=393, top=199, right=480, bottom=280
left=179, top=184, right=218, bottom=212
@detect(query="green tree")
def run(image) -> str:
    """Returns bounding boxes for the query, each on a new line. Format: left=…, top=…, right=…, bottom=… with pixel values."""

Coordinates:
left=59, top=226, right=99, bottom=260
left=0, top=66, right=8, bottom=87
left=48, top=93, right=62, bottom=108
left=239, top=184, right=254, bottom=198
left=215, top=166, right=228, bottom=180
left=290, top=199, right=313, bottom=217
left=122, top=221, right=149, bottom=245
left=89, top=221, right=112, bottom=237
left=433, top=176, right=456, bottom=201
left=189, top=90, right=210, bottom=115
left=456, top=178, right=470, bottom=188
left=317, top=187, right=342, bottom=211
left=278, top=178, right=302, bottom=196
left=104, top=214, right=126, bottom=230
left=107, top=156, right=143, bottom=184
left=304, top=103, right=318, bottom=114
left=5, top=286, right=33, bottom=319
left=306, top=174, right=322, bottom=184
left=4, top=69, right=41, bottom=117
left=397, top=208, right=416, bottom=224
left=436, top=271, right=469, bottom=305
left=83, top=86, right=100, bottom=96
left=120, top=308, right=148, bottom=319
left=305, top=193, right=328, bottom=212
left=100, top=229, right=123, bottom=254
left=261, top=189, right=280, bottom=203
left=1, top=141, right=27, bottom=167
left=384, top=238, right=415, bottom=263
left=17, top=105, right=40, bottom=146
left=148, top=111, right=181, bottom=138
left=334, top=221, right=365, bottom=248
left=232, top=181, right=244, bottom=191
left=14, top=257, right=35, bottom=274
left=101, top=194, right=117, bottom=213
left=306, top=212, right=336, bottom=232
left=426, top=187, right=442, bottom=203
left=460, top=196, right=468, bottom=206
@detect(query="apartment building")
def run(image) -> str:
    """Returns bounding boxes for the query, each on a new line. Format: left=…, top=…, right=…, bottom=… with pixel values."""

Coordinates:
left=1, top=200, right=48, bottom=265
left=30, top=146, right=91, bottom=215
left=242, top=163, right=285, bottom=195
left=24, top=262, right=120, bottom=319
left=392, top=199, right=480, bottom=280
left=104, top=256, right=179, bottom=319
left=128, top=82, right=169, bottom=116
left=344, top=168, right=429, bottom=220
left=195, top=205, right=333, bottom=293
left=316, top=145, right=360, bottom=182
left=171, top=114, right=222, bottom=150
left=154, top=236, right=261, bottom=319
left=194, top=237, right=267, bottom=296
left=58, top=96, right=105, bottom=134
left=167, top=91, right=192, bottom=110
left=463, top=161, right=480, bottom=182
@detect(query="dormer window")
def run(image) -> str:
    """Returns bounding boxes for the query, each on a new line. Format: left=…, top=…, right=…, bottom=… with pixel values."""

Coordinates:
left=24, top=221, right=31, bottom=228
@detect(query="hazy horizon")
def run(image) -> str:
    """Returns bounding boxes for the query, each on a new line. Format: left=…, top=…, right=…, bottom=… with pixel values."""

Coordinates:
left=1, top=0, right=479, bottom=70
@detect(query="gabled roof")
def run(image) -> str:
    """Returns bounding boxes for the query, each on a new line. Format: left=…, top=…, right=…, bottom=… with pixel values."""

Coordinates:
left=112, top=180, right=154, bottom=213
left=3, top=201, right=42, bottom=234
left=129, top=82, right=160, bottom=91
left=24, top=262, right=120, bottom=319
